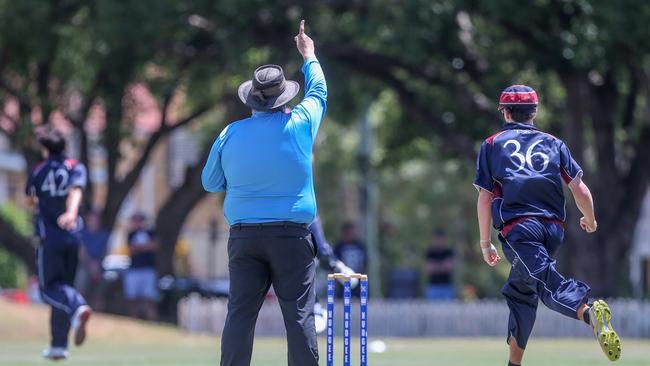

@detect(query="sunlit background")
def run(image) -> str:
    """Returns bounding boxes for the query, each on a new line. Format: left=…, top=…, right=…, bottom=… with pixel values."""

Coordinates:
left=0, top=1, right=649, bottom=364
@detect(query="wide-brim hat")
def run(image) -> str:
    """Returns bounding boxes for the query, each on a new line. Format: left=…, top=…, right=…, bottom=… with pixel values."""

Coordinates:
left=238, top=64, right=300, bottom=111
left=498, top=84, right=538, bottom=111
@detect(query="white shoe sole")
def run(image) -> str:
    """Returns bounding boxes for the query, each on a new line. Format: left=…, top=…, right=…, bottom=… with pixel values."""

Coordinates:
left=73, top=306, right=92, bottom=346
left=42, top=348, right=68, bottom=361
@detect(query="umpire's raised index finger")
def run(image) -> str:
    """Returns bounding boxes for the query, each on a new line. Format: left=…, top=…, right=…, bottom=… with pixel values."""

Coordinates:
left=299, top=19, right=305, bottom=34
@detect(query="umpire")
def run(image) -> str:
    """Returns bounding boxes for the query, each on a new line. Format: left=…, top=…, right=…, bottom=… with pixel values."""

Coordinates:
left=201, top=20, right=326, bottom=366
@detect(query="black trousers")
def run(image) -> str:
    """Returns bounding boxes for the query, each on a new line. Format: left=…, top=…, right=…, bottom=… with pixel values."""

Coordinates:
left=220, top=223, right=318, bottom=366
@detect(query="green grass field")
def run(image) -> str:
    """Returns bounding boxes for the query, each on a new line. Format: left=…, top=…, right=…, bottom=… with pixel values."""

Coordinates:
left=1, top=300, right=649, bottom=366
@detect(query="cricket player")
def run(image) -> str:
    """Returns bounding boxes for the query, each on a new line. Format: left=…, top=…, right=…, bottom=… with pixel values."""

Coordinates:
left=474, top=85, right=621, bottom=365
left=308, top=216, right=357, bottom=333
left=26, top=127, right=92, bottom=361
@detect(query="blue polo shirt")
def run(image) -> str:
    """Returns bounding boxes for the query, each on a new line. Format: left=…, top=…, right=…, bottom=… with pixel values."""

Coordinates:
left=201, top=58, right=327, bottom=224
left=474, top=122, right=583, bottom=229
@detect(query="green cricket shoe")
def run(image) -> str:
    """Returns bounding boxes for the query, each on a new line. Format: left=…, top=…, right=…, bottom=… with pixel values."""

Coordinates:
left=589, top=300, right=621, bottom=361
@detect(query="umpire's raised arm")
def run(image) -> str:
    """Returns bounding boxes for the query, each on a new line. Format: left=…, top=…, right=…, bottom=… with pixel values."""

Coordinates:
left=291, top=20, right=328, bottom=139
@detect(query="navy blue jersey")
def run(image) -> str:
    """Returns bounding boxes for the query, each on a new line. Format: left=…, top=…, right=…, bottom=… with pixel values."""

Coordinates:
left=333, top=240, right=367, bottom=273
left=26, top=155, right=87, bottom=238
left=128, top=228, right=156, bottom=269
left=474, top=122, right=583, bottom=229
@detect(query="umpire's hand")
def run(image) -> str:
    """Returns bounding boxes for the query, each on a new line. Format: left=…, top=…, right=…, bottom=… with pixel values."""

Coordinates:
left=294, top=20, right=315, bottom=60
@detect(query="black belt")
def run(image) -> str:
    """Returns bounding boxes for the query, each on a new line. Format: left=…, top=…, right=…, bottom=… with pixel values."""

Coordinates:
left=230, top=221, right=309, bottom=230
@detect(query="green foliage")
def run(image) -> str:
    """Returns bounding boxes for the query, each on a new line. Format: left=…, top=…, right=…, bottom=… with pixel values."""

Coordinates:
left=1, top=0, right=648, bottom=295
left=313, top=91, right=507, bottom=297
left=0, top=247, right=23, bottom=288
left=0, top=203, right=30, bottom=288
left=0, top=203, right=32, bottom=237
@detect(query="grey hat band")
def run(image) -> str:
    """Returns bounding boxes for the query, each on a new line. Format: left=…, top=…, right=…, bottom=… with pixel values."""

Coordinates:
left=251, top=82, right=286, bottom=101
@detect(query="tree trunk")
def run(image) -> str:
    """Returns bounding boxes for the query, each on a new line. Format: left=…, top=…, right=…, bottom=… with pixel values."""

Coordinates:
left=76, top=126, right=95, bottom=211
left=101, top=180, right=131, bottom=237
left=100, top=95, right=126, bottom=232
left=0, top=216, right=36, bottom=274
left=587, top=78, right=627, bottom=296
left=557, top=73, right=592, bottom=281
left=558, top=73, right=650, bottom=296
left=152, top=100, right=238, bottom=276
left=154, top=164, right=207, bottom=276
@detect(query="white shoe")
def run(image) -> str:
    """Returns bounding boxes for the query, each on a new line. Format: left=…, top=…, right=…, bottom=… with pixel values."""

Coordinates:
left=314, top=302, right=327, bottom=334
left=42, top=347, right=68, bottom=361
left=71, top=305, right=92, bottom=346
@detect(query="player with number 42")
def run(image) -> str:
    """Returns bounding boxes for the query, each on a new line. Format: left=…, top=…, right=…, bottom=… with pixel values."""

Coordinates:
left=473, top=85, right=621, bottom=366
left=26, top=127, right=92, bottom=361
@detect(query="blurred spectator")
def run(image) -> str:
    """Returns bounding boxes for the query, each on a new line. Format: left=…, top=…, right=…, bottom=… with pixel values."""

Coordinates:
left=124, top=212, right=158, bottom=321
left=76, top=210, right=110, bottom=311
left=387, top=268, right=420, bottom=299
left=424, top=230, right=456, bottom=300
left=334, top=222, right=367, bottom=274
left=334, top=222, right=367, bottom=297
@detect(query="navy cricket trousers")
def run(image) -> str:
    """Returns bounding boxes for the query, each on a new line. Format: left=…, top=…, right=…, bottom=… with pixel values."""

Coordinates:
left=37, top=236, right=87, bottom=348
left=498, top=217, right=590, bottom=349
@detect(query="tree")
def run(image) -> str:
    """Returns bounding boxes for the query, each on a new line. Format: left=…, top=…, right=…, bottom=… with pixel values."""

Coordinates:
left=0, top=1, right=234, bottom=272
left=0, top=0, right=313, bottom=277
left=304, top=0, right=650, bottom=295
left=2, top=1, right=647, bottom=297
left=153, top=98, right=247, bottom=275
left=469, top=0, right=650, bottom=294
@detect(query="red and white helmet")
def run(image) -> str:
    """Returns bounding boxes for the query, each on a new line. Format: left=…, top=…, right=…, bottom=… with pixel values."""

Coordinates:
left=498, top=85, right=538, bottom=110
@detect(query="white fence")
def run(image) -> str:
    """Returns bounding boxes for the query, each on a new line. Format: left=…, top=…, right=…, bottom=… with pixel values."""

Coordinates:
left=178, top=296, right=650, bottom=338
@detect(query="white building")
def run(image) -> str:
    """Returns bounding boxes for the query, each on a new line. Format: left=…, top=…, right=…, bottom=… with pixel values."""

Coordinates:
left=0, top=134, right=26, bottom=204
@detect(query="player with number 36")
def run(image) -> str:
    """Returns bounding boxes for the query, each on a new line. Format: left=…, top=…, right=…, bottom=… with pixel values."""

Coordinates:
left=473, top=85, right=621, bottom=366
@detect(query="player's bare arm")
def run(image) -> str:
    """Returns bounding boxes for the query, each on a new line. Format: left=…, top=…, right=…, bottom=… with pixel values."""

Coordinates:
left=26, top=191, right=38, bottom=208
left=477, top=188, right=501, bottom=266
left=442, top=257, right=454, bottom=272
left=141, top=239, right=158, bottom=252
left=57, top=187, right=82, bottom=231
left=568, top=176, right=597, bottom=233
left=425, top=260, right=440, bottom=274
left=426, top=257, right=454, bottom=274
left=25, top=182, right=38, bottom=208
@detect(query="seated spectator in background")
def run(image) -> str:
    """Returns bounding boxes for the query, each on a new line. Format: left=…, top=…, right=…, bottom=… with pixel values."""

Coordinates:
left=124, top=212, right=158, bottom=321
left=77, top=210, right=110, bottom=311
left=334, top=222, right=367, bottom=297
left=424, top=230, right=456, bottom=300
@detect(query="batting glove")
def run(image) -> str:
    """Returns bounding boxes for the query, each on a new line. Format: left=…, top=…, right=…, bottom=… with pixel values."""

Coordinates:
left=334, top=261, right=359, bottom=288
